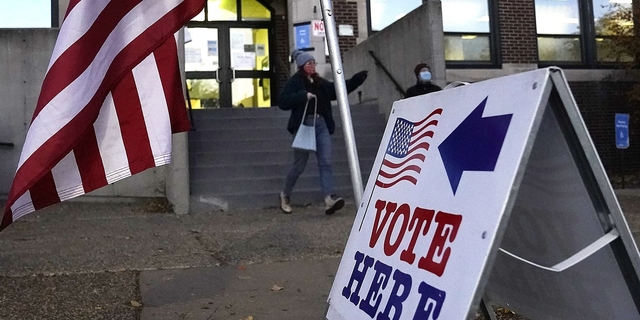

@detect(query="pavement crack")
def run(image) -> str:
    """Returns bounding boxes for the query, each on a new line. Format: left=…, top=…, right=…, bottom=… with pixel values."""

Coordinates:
left=192, top=233, right=228, bottom=266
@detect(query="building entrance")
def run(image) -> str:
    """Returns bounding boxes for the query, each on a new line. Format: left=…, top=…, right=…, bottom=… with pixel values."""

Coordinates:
left=185, top=0, right=275, bottom=108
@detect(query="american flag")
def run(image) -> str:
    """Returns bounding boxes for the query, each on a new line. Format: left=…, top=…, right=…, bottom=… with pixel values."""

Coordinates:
left=375, top=108, right=443, bottom=188
left=1, top=0, right=205, bottom=231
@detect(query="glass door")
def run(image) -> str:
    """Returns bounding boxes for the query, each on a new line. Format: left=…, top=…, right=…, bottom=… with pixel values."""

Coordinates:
left=185, top=28, right=221, bottom=108
left=186, top=0, right=274, bottom=108
left=229, top=27, right=271, bottom=108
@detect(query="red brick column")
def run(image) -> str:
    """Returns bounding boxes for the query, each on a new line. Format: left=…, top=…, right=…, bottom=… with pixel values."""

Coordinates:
left=497, top=0, right=538, bottom=63
left=275, top=14, right=290, bottom=100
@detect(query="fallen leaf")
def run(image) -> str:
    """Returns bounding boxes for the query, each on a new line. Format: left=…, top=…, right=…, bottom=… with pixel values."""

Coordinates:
left=130, top=300, right=142, bottom=307
left=238, top=265, right=247, bottom=270
left=271, top=284, right=284, bottom=291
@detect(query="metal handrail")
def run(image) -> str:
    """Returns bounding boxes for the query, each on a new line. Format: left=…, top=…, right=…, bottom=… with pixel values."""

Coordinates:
left=367, top=50, right=406, bottom=97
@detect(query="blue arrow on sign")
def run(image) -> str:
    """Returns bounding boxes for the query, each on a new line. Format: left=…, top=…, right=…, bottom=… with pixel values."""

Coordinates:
left=439, top=96, right=513, bottom=194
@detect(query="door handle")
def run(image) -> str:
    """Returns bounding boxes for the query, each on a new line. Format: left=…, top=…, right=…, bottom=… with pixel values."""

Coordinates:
left=230, top=67, right=235, bottom=83
left=215, top=68, right=221, bottom=83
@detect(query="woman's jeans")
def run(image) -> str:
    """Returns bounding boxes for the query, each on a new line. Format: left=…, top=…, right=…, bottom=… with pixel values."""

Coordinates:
left=283, top=115, right=334, bottom=197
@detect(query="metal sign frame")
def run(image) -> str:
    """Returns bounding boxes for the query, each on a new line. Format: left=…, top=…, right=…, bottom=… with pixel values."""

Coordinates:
left=477, top=68, right=640, bottom=319
left=481, top=69, right=640, bottom=319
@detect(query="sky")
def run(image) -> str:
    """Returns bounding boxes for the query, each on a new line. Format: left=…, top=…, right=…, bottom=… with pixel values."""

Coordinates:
left=0, top=0, right=51, bottom=28
left=370, top=0, right=421, bottom=31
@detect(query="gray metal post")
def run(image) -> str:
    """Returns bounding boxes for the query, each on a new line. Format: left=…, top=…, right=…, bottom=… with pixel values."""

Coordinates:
left=319, top=0, right=363, bottom=205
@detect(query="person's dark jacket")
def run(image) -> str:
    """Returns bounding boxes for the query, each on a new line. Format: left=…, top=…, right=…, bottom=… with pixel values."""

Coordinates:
left=405, top=81, right=441, bottom=98
left=278, top=71, right=367, bottom=135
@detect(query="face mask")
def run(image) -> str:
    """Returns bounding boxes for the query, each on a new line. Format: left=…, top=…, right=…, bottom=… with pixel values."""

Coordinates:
left=419, top=71, right=432, bottom=82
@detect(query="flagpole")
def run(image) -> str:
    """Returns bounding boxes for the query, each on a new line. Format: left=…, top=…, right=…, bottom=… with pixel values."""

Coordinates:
left=319, top=0, right=363, bottom=205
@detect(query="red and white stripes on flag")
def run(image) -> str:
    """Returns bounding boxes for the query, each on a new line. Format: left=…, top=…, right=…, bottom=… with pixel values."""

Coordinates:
left=1, top=0, right=205, bottom=231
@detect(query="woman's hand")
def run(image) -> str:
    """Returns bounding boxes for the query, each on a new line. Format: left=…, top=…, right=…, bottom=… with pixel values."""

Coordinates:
left=352, top=70, right=368, bottom=86
left=307, top=92, right=316, bottom=100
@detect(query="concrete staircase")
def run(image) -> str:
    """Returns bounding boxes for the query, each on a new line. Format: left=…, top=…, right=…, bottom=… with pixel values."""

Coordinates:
left=188, top=102, right=386, bottom=210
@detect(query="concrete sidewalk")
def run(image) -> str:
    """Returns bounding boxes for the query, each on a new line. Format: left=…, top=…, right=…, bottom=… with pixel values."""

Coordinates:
left=0, top=199, right=356, bottom=320
left=1, top=193, right=639, bottom=320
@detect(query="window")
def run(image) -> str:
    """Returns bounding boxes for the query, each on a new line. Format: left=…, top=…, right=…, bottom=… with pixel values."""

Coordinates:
left=593, top=0, right=634, bottom=63
left=535, top=0, right=635, bottom=66
left=187, top=0, right=275, bottom=108
left=0, top=0, right=57, bottom=28
left=192, top=0, right=271, bottom=22
left=442, top=0, right=495, bottom=64
left=535, top=0, right=582, bottom=62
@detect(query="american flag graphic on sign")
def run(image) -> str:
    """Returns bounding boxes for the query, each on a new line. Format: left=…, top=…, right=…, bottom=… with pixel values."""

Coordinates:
left=375, top=108, right=443, bottom=188
left=1, top=0, right=205, bottom=231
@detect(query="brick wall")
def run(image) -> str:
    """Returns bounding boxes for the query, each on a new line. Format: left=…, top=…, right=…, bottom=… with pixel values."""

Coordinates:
left=325, top=0, right=359, bottom=62
left=570, top=81, right=640, bottom=181
left=275, top=14, right=290, bottom=104
left=497, top=0, right=538, bottom=63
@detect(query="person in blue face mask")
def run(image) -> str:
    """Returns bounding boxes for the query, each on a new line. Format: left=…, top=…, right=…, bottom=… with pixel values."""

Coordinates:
left=405, top=63, right=441, bottom=98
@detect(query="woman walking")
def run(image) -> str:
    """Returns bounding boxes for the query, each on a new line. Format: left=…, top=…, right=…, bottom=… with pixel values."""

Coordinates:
left=278, top=50, right=368, bottom=214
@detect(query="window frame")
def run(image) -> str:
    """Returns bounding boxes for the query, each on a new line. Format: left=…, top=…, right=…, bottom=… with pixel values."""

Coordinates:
left=194, top=0, right=272, bottom=23
left=536, top=0, right=635, bottom=69
left=52, top=0, right=59, bottom=27
left=536, top=34, right=585, bottom=67
left=444, top=0, right=501, bottom=69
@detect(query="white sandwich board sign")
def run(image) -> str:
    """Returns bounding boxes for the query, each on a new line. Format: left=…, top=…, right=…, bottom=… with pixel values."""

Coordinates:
left=326, top=68, right=640, bottom=319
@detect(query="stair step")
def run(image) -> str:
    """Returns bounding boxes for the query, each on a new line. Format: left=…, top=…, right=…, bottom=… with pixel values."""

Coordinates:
left=190, top=158, right=377, bottom=180
left=188, top=124, right=385, bottom=142
left=191, top=186, right=360, bottom=210
left=187, top=103, right=384, bottom=211
left=189, top=146, right=379, bottom=166
left=188, top=103, right=380, bottom=120
left=189, top=134, right=382, bottom=153
left=189, top=113, right=386, bottom=130
left=190, top=173, right=369, bottom=197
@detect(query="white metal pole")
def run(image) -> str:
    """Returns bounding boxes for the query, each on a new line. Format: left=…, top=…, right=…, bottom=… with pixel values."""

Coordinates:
left=319, top=0, right=363, bottom=205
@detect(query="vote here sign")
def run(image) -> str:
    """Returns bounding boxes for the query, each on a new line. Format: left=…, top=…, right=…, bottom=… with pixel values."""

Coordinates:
left=327, top=69, right=552, bottom=320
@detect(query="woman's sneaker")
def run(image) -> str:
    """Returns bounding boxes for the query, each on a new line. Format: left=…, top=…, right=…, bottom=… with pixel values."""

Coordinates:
left=324, top=195, right=344, bottom=215
left=279, top=192, right=292, bottom=214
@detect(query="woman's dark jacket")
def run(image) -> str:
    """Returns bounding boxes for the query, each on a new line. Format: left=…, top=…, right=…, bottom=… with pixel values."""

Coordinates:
left=278, top=71, right=366, bottom=135
left=405, top=81, right=441, bottom=98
